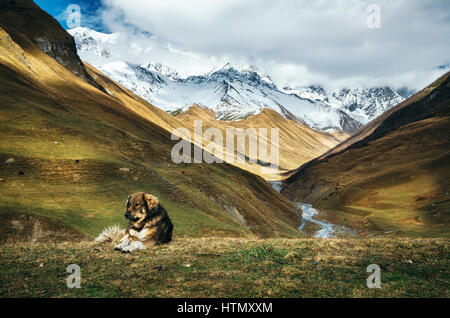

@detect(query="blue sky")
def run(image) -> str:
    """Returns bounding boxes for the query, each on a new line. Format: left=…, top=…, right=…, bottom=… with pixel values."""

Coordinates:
left=34, top=0, right=106, bottom=31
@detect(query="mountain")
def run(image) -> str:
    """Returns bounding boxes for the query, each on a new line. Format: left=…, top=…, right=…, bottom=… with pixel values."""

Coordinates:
left=282, top=72, right=450, bottom=237
left=68, top=27, right=411, bottom=134
left=95, top=60, right=364, bottom=133
left=283, top=85, right=407, bottom=125
left=0, top=0, right=303, bottom=240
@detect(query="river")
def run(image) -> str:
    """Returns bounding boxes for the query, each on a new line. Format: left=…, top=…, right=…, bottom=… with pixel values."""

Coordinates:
left=270, top=181, right=355, bottom=238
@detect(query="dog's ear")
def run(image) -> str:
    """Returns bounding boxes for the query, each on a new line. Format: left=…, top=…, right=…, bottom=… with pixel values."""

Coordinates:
left=143, top=193, right=159, bottom=212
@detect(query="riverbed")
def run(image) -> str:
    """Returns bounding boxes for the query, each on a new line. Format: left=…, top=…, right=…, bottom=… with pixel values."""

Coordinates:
left=270, top=181, right=355, bottom=238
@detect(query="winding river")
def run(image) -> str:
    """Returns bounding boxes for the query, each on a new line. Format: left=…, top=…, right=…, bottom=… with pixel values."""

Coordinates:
left=270, top=181, right=355, bottom=238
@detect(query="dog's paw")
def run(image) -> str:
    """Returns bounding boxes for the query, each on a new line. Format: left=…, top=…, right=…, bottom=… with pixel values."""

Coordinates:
left=114, top=239, right=130, bottom=251
left=120, top=241, right=147, bottom=253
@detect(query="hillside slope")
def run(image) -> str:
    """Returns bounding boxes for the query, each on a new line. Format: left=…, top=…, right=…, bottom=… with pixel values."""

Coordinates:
left=0, top=0, right=302, bottom=241
left=283, top=73, right=450, bottom=237
left=0, top=0, right=103, bottom=90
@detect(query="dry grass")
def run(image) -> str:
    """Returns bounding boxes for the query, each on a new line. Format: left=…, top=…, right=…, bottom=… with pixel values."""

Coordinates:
left=0, top=238, right=448, bottom=298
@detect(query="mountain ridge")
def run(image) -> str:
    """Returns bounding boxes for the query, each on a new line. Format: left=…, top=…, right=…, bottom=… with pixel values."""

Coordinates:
left=68, top=27, right=412, bottom=134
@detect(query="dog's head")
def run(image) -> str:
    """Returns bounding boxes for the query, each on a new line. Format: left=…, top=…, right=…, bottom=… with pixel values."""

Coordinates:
left=124, top=192, right=160, bottom=229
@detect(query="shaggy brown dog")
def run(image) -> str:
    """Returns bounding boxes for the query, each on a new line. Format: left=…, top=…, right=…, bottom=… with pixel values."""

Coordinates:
left=114, top=192, right=173, bottom=253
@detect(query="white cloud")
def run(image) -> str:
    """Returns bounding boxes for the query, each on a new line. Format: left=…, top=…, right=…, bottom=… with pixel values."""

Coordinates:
left=99, top=0, right=450, bottom=89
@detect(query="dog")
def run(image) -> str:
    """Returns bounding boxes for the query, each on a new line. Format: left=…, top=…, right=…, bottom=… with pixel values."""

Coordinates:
left=95, top=192, right=173, bottom=253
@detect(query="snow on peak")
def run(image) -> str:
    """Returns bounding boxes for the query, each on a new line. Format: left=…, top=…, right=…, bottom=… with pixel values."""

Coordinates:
left=283, top=85, right=409, bottom=123
left=202, top=63, right=276, bottom=90
left=68, top=27, right=118, bottom=44
left=142, top=62, right=180, bottom=80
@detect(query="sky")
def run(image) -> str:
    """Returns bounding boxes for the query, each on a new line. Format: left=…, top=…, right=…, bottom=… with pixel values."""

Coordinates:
left=34, top=0, right=107, bottom=31
left=34, top=0, right=450, bottom=90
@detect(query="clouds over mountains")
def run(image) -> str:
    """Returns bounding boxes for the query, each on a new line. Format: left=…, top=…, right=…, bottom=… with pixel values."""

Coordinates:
left=71, top=0, right=450, bottom=89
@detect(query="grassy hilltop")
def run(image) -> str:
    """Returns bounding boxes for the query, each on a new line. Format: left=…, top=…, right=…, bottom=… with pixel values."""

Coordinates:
left=0, top=238, right=448, bottom=298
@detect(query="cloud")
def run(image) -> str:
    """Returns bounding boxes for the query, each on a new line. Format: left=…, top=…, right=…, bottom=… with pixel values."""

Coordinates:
left=99, top=0, right=450, bottom=89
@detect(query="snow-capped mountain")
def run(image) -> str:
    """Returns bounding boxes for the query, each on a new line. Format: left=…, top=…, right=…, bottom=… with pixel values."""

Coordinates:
left=283, top=85, right=407, bottom=125
left=99, top=61, right=363, bottom=131
left=68, top=27, right=411, bottom=133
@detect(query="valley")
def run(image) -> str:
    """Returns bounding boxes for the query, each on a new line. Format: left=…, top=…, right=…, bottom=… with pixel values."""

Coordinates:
left=0, top=0, right=448, bottom=300
left=270, top=181, right=356, bottom=238
left=0, top=0, right=448, bottom=245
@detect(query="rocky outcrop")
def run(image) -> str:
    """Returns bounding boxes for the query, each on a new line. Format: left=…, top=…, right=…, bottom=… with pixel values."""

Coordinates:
left=0, top=0, right=105, bottom=92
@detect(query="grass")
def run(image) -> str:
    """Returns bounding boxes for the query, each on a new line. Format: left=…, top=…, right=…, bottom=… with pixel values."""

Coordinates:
left=0, top=238, right=448, bottom=298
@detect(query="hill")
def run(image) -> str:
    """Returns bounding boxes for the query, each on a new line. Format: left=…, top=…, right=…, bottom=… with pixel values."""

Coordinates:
left=283, top=72, right=450, bottom=237
left=0, top=0, right=302, bottom=241
left=177, top=106, right=345, bottom=179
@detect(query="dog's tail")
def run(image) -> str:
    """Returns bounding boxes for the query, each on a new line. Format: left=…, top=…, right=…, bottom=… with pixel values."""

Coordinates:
left=94, top=225, right=125, bottom=244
